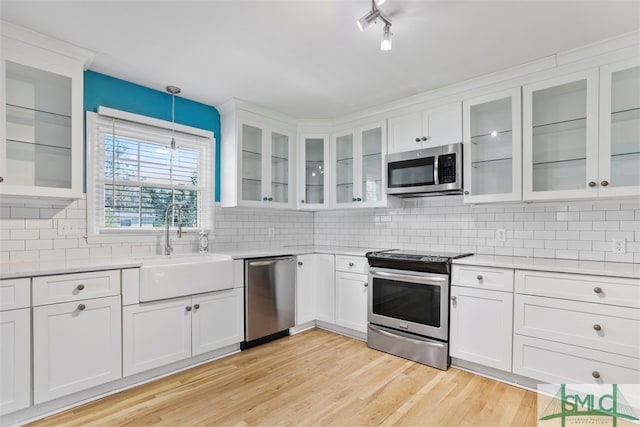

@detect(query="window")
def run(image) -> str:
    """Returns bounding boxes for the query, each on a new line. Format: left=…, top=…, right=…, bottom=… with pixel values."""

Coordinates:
left=87, top=108, right=214, bottom=235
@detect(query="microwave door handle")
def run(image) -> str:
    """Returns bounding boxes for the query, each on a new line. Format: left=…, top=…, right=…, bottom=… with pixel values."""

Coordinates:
left=433, top=155, right=439, bottom=185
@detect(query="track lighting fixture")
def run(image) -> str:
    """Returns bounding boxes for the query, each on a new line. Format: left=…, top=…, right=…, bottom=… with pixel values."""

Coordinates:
left=356, top=0, right=393, bottom=51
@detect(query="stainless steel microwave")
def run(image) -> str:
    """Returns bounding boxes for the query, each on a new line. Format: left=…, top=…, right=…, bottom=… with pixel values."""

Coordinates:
left=385, top=143, right=463, bottom=197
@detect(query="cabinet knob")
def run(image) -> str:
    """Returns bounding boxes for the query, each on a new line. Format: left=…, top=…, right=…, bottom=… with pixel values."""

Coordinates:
left=593, top=324, right=602, bottom=331
left=600, top=180, right=609, bottom=187
left=363, top=282, right=368, bottom=288
left=77, top=284, right=85, bottom=291
left=298, top=261, right=303, bottom=266
left=352, top=198, right=357, bottom=202
left=77, top=304, right=86, bottom=311
left=415, top=138, right=421, bottom=142
left=301, top=200, right=305, bottom=204
left=593, top=287, right=603, bottom=294
left=194, top=304, right=200, bottom=310
left=0, top=176, right=4, bottom=183
left=263, top=197, right=268, bottom=201
left=451, top=296, right=457, bottom=301
left=356, top=197, right=362, bottom=202
left=421, top=136, right=428, bottom=142
left=588, top=181, right=597, bottom=187
left=463, top=190, right=469, bottom=195
left=268, top=197, right=273, bottom=201
left=185, top=306, right=192, bottom=312
left=592, top=371, right=601, bottom=379
left=476, top=275, right=483, bottom=281
left=349, top=262, right=355, bottom=267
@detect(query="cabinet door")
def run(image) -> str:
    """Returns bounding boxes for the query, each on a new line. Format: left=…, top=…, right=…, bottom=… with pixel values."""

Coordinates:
left=426, top=102, right=462, bottom=148
left=523, top=69, right=599, bottom=200
left=0, top=308, right=30, bottom=415
left=1, top=36, right=84, bottom=199
left=239, top=122, right=264, bottom=204
left=268, top=128, right=294, bottom=207
left=598, top=58, right=640, bottom=197
left=299, top=134, right=329, bottom=210
left=333, top=130, right=356, bottom=207
left=450, top=286, right=513, bottom=372
left=358, top=123, right=386, bottom=207
left=122, top=297, right=191, bottom=376
left=387, top=112, right=422, bottom=154
left=33, top=296, right=121, bottom=404
left=192, top=288, right=243, bottom=356
left=335, top=271, right=368, bottom=333
left=463, top=88, right=522, bottom=203
left=296, top=254, right=317, bottom=324
left=315, top=254, right=336, bottom=324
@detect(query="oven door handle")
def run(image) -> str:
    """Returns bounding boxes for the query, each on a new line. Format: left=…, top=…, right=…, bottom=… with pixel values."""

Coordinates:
left=369, top=268, right=448, bottom=286
left=368, top=324, right=446, bottom=349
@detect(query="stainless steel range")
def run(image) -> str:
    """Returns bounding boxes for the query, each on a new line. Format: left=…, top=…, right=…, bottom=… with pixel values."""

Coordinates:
left=365, top=250, right=472, bottom=370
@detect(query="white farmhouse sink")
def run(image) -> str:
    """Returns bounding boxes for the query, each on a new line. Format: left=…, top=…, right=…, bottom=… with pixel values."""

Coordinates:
left=139, top=254, right=234, bottom=302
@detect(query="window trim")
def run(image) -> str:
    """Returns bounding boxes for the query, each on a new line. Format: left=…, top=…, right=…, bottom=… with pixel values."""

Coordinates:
left=86, top=108, right=215, bottom=239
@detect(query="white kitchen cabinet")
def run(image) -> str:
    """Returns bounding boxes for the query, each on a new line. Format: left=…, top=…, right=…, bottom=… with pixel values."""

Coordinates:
left=33, top=295, right=122, bottom=404
left=387, top=102, right=462, bottom=154
left=598, top=58, right=640, bottom=197
left=192, top=288, right=243, bottom=355
left=332, top=122, right=387, bottom=208
left=335, top=271, right=368, bottom=333
left=296, top=254, right=317, bottom=324
left=0, top=308, right=30, bottom=415
left=0, top=23, right=92, bottom=200
left=463, top=88, right=522, bottom=203
left=298, top=134, right=330, bottom=210
left=449, top=286, right=513, bottom=372
left=123, top=288, right=243, bottom=376
left=220, top=103, right=296, bottom=208
left=523, top=69, right=600, bottom=200
left=315, top=254, right=336, bottom=324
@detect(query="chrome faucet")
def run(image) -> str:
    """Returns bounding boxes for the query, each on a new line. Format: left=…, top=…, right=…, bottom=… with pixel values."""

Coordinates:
left=164, top=203, right=183, bottom=255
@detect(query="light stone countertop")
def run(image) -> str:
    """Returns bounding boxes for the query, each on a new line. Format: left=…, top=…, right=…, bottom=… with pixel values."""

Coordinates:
left=211, top=245, right=390, bottom=260
left=453, top=254, right=640, bottom=279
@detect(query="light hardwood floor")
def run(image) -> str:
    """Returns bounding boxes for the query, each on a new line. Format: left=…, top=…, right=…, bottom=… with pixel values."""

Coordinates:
left=29, top=328, right=537, bottom=426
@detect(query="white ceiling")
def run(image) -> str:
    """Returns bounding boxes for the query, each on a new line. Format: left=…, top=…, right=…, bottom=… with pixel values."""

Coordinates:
left=2, top=1, right=639, bottom=119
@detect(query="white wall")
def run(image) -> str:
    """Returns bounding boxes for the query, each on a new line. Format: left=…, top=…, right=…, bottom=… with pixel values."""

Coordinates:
left=314, top=196, right=640, bottom=264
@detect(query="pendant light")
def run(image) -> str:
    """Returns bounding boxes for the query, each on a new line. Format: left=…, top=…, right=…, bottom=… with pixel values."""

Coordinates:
left=166, top=85, right=181, bottom=157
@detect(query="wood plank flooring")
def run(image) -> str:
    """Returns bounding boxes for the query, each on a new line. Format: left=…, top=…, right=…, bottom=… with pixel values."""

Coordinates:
left=29, top=328, right=537, bottom=426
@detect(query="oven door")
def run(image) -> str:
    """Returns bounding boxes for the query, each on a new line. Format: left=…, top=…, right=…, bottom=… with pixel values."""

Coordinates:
left=368, top=267, right=449, bottom=341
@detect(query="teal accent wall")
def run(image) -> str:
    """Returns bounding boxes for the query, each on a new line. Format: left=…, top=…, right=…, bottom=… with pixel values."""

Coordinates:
left=84, top=70, right=221, bottom=201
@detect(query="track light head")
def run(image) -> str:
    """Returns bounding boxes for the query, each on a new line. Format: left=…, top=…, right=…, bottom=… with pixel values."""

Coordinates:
left=357, top=9, right=380, bottom=32
left=381, top=23, right=392, bottom=51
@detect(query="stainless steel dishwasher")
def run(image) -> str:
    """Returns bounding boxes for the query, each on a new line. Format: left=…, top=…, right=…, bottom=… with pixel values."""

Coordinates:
left=242, top=255, right=295, bottom=349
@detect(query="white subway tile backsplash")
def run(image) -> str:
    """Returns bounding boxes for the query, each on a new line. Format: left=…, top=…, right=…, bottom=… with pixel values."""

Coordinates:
left=10, top=229, right=39, bottom=240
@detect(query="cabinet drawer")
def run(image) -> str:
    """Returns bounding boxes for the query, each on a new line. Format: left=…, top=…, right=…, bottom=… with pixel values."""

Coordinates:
left=515, top=270, right=640, bottom=308
left=515, top=294, right=640, bottom=358
left=33, top=270, right=120, bottom=306
left=513, top=335, right=640, bottom=385
left=335, top=256, right=368, bottom=275
left=0, top=278, right=30, bottom=311
left=452, top=265, right=514, bottom=292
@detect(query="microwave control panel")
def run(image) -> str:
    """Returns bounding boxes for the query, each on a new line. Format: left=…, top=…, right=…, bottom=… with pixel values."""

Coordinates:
left=438, top=153, right=457, bottom=184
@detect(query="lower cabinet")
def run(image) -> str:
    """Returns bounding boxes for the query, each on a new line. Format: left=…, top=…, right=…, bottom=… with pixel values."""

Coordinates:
left=449, top=285, right=513, bottom=371
left=0, top=308, right=31, bottom=414
left=335, top=271, right=368, bottom=333
left=33, top=296, right=122, bottom=404
left=123, top=288, right=243, bottom=376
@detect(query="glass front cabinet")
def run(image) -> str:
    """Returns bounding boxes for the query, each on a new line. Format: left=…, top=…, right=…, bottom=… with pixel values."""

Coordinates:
left=463, top=88, right=522, bottom=203
left=1, top=26, right=89, bottom=199
left=298, top=134, right=329, bottom=210
left=332, top=122, right=386, bottom=208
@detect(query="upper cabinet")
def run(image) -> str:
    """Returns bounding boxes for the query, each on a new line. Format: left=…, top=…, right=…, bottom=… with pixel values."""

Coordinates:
left=220, top=103, right=296, bottom=209
left=332, top=121, right=387, bottom=208
left=387, top=102, right=462, bottom=154
left=463, top=88, right=522, bottom=203
left=0, top=23, right=93, bottom=200
left=598, top=58, right=640, bottom=198
left=298, top=134, right=329, bottom=210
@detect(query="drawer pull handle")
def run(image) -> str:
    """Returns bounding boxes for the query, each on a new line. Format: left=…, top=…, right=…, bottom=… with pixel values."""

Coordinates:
left=451, top=296, right=457, bottom=301
left=349, top=262, right=355, bottom=267
left=77, top=284, right=85, bottom=291
left=185, top=306, right=192, bottom=312
left=77, top=304, right=86, bottom=311
left=592, top=371, right=600, bottom=379
left=194, top=304, right=200, bottom=309
left=593, top=324, right=602, bottom=331
left=593, top=287, right=603, bottom=294
left=476, top=275, right=483, bottom=281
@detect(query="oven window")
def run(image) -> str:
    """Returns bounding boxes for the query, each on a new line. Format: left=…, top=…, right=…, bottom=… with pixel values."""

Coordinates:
left=372, top=278, right=440, bottom=327
left=387, top=157, right=435, bottom=188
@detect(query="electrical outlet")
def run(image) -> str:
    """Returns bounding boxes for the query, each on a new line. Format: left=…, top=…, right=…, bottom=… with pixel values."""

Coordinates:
left=496, top=228, right=506, bottom=242
left=58, top=219, right=79, bottom=236
left=612, top=238, right=626, bottom=254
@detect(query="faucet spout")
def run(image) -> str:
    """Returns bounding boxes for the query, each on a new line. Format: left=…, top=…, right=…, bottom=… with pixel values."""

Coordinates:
left=164, top=203, right=183, bottom=255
